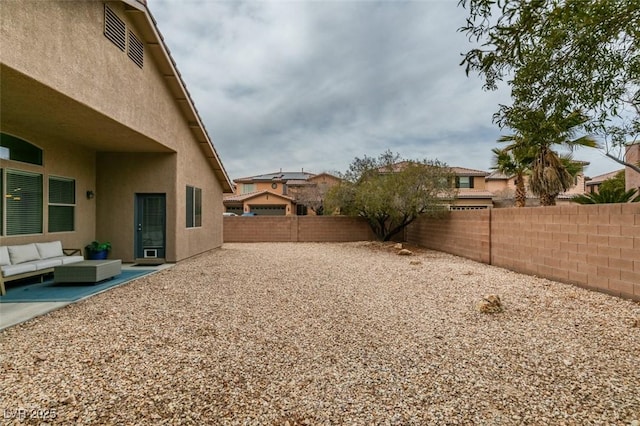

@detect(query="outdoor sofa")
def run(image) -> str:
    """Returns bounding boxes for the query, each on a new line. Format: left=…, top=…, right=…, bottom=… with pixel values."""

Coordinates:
left=0, top=241, right=84, bottom=296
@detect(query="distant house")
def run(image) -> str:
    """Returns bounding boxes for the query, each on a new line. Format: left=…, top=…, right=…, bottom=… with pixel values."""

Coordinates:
left=626, top=144, right=640, bottom=192
left=223, top=191, right=297, bottom=216
left=226, top=170, right=340, bottom=215
left=1, top=0, right=233, bottom=263
left=485, top=162, right=589, bottom=207
left=449, top=167, right=494, bottom=210
left=585, top=170, right=625, bottom=194
left=233, top=171, right=315, bottom=196
left=375, top=162, right=493, bottom=210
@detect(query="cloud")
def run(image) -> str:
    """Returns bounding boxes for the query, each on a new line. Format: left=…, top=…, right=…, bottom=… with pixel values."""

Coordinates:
left=150, top=0, right=613, bottom=180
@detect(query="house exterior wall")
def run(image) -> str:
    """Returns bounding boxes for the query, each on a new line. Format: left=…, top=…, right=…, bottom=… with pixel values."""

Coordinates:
left=450, top=197, right=494, bottom=209
left=0, top=132, right=95, bottom=249
left=627, top=144, right=640, bottom=192
left=243, top=193, right=294, bottom=215
left=485, top=178, right=515, bottom=194
left=471, top=176, right=487, bottom=189
left=96, top=153, right=177, bottom=262
left=1, top=1, right=179, bottom=152
left=406, top=204, right=640, bottom=301
left=308, top=174, right=342, bottom=188
left=563, top=173, right=587, bottom=196
left=97, top=151, right=224, bottom=263
left=1, top=0, right=227, bottom=261
left=240, top=182, right=287, bottom=195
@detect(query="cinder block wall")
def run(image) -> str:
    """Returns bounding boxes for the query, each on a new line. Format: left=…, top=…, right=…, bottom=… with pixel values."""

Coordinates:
left=224, top=216, right=375, bottom=243
left=406, top=204, right=640, bottom=300
left=405, top=210, right=491, bottom=263
left=297, top=217, right=375, bottom=242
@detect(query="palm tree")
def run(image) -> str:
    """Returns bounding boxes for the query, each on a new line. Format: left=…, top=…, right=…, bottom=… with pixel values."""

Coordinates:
left=501, top=108, right=598, bottom=206
left=573, top=187, right=640, bottom=204
left=491, top=146, right=531, bottom=207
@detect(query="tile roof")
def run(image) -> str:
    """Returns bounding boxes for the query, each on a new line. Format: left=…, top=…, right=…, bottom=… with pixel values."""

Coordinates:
left=235, top=171, right=316, bottom=183
left=451, top=167, right=489, bottom=176
left=485, top=170, right=513, bottom=180
left=223, top=190, right=296, bottom=203
left=456, top=189, right=495, bottom=198
left=378, top=162, right=490, bottom=176
left=286, top=179, right=313, bottom=186
left=586, top=169, right=624, bottom=185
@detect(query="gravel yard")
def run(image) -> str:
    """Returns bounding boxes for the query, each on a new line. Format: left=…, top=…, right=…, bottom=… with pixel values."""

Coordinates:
left=1, top=242, right=639, bottom=425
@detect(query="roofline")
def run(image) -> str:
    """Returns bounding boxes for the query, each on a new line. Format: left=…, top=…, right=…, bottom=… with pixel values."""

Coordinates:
left=125, top=0, right=233, bottom=193
left=234, top=171, right=317, bottom=183
left=223, top=190, right=297, bottom=203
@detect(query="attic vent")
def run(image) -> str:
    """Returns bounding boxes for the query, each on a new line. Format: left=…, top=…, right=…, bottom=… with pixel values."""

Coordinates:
left=128, top=30, right=144, bottom=68
left=104, top=5, right=126, bottom=51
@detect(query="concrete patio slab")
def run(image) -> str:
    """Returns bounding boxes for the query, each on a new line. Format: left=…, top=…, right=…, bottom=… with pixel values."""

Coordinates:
left=0, top=263, right=173, bottom=331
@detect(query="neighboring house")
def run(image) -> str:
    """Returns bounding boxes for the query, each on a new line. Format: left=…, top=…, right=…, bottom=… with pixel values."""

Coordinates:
left=223, top=191, right=297, bottom=216
left=233, top=170, right=315, bottom=196
left=485, top=162, right=589, bottom=207
left=450, top=167, right=494, bottom=210
left=226, top=170, right=340, bottom=215
left=581, top=144, right=640, bottom=195
left=626, top=144, right=640, bottom=192
left=556, top=163, right=589, bottom=204
left=1, top=0, right=233, bottom=263
left=375, top=162, right=493, bottom=210
left=585, top=170, right=625, bottom=194
left=287, top=173, right=342, bottom=215
left=485, top=170, right=518, bottom=195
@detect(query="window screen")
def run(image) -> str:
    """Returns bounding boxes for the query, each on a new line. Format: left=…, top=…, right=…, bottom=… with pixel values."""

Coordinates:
left=186, top=186, right=202, bottom=228
left=48, top=177, right=75, bottom=232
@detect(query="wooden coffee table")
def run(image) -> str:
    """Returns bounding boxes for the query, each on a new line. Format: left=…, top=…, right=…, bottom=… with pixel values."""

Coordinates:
left=54, top=260, right=122, bottom=284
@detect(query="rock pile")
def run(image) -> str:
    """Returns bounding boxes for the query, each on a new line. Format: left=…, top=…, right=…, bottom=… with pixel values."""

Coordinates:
left=477, top=294, right=504, bottom=313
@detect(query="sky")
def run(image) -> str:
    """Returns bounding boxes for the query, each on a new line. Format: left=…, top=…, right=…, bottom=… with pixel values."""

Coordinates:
left=149, top=0, right=618, bottom=181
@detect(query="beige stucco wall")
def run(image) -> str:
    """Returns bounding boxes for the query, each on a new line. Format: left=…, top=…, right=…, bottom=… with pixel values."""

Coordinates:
left=239, top=182, right=285, bottom=195
left=1, top=0, right=227, bottom=261
left=1, top=1, right=180, bottom=151
left=485, top=179, right=512, bottom=194
left=244, top=193, right=294, bottom=215
left=96, top=153, right=176, bottom=262
left=0, top=131, right=95, bottom=250
left=471, top=176, right=487, bottom=190
left=177, top=146, right=225, bottom=260
left=627, top=145, right=640, bottom=192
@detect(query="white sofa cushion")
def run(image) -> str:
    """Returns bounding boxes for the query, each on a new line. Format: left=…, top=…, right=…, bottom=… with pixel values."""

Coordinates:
left=8, top=244, right=41, bottom=265
left=36, top=241, right=64, bottom=259
left=61, top=255, right=84, bottom=265
left=35, top=258, right=63, bottom=270
left=0, top=246, right=10, bottom=266
left=1, top=263, right=38, bottom=277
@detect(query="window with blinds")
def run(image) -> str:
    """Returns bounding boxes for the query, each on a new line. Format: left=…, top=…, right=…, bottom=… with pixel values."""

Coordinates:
left=186, top=186, right=202, bottom=228
left=455, top=176, right=474, bottom=189
left=6, top=170, right=43, bottom=235
left=48, top=176, right=75, bottom=232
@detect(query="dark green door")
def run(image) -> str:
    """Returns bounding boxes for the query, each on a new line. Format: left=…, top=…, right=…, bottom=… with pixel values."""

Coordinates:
left=135, top=194, right=166, bottom=259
